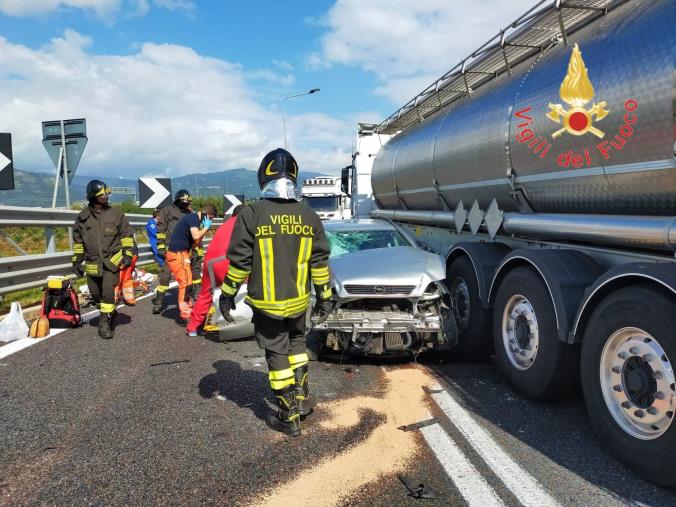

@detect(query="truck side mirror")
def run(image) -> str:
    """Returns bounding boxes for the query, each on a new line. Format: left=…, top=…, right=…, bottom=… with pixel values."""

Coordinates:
left=341, top=166, right=352, bottom=197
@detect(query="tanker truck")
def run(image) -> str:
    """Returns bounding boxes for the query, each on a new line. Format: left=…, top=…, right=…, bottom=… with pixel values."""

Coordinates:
left=346, top=0, right=676, bottom=488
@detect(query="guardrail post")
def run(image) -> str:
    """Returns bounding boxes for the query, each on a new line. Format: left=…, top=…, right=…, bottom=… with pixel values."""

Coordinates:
left=45, top=227, right=56, bottom=253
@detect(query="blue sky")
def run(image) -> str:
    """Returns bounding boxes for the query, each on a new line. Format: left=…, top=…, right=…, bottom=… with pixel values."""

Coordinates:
left=0, top=0, right=535, bottom=178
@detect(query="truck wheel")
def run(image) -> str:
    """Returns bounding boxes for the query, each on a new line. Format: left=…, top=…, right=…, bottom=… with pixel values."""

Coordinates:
left=447, top=256, right=493, bottom=359
left=580, top=285, right=676, bottom=487
left=493, top=267, right=578, bottom=401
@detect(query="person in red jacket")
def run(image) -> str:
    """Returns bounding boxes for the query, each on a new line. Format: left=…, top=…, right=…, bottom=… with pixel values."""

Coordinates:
left=186, top=205, right=243, bottom=336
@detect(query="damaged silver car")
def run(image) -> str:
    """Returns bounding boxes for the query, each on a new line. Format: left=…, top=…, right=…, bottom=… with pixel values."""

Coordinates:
left=308, top=219, right=456, bottom=358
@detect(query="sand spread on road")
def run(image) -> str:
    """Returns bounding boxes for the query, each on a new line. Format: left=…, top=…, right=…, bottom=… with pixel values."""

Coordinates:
left=255, top=365, right=435, bottom=507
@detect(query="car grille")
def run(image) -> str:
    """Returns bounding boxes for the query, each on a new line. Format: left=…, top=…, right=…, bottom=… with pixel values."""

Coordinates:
left=344, top=284, right=415, bottom=295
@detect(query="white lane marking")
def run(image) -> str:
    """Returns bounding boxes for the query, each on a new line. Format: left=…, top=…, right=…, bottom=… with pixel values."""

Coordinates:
left=428, top=383, right=561, bottom=507
left=0, top=282, right=177, bottom=361
left=420, top=422, right=505, bottom=507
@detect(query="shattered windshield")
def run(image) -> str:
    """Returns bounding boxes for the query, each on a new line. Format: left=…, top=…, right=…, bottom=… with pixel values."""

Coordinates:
left=326, top=229, right=411, bottom=257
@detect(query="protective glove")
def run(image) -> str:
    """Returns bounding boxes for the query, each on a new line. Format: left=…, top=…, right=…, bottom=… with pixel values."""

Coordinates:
left=201, top=217, right=212, bottom=230
left=72, top=263, right=85, bottom=278
left=218, top=293, right=236, bottom=323
left=314, top=298, right=335, bottom=324
left=119, top=254, right=133, bottom=270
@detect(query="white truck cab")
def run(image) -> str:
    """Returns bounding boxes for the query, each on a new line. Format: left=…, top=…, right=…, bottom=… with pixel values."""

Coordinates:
left=300, top=176, right=351, bottom=220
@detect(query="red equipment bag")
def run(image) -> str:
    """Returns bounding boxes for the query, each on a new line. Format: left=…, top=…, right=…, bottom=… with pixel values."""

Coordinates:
left=41, top=277, right=82, bottom=328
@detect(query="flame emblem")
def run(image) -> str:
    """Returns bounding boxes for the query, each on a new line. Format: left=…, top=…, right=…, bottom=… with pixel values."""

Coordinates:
left=546, top=44, right=609, bottom=138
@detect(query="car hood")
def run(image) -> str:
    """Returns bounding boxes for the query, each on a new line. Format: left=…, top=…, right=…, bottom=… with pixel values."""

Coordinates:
left=329, top=246, right=445, bottom=298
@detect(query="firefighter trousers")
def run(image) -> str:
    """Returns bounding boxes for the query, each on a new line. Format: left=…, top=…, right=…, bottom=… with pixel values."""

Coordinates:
left=166, top=251, right=193, bottom=320
left=253, top=312, right=309, bottom=390
left=88, top=267, right=118, bottom=315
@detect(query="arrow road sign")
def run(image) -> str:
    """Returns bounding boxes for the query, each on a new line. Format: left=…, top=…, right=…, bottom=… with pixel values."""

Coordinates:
left=0, top=133, right=14, bottom=190
left=139, top=178, right=172, bottom=208
left=223, top=194, right=243, bottom=215
left=42, top=119, right=87, bottom=184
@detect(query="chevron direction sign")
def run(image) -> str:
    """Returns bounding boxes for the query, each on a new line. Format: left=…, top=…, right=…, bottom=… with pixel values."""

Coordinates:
left=138, top=177, right=172, bottom=208
left=0, top=133, right=14, bottom=190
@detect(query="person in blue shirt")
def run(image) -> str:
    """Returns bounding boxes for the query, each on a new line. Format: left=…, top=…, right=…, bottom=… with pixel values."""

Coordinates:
left=146, top=209, right=164, bottom=267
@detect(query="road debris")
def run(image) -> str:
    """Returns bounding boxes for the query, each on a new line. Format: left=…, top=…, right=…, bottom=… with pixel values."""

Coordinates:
left=398, top=475, right=444, bottom=500
left=397, top=418, right=439, bottom=432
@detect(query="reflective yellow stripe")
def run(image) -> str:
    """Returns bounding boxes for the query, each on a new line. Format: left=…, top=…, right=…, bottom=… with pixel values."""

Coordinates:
left=85, top=263, right=100, bottom=275
left=157, top=244, right=165, bottom=250
left=320, top=288, right=333, bottom=300
left=269, top=368, right=295, bottom=390
left=71, top=255, right=79, bottom=262
left=120, top=237, right=133, bottom=247
left=100, top=302, right=115, bottom=314
left=221, top=283, right=238, bottom=296
left=192, top=278, right=202, bottom=284
left=311, top=266, right=330, bottom=285
left=196, top=247, right=204, bottom=256
left=296, top=237, right=312, bottom=297
left=123, top=250, right=133, bottom=257
left=289, top=353, right=309, bottom=369
left=227, top=265, right=250, bottom=282
left=245, top=293, right=310, bottom=317
left=73, top=243, right=84, bottom=254
left=157, top=233, right=166, bottom=240
left=109, top=250, right=123, bottom=265
left=259, top=238, right=276, bottom=302
left=157, top=285, right=169, bottom=293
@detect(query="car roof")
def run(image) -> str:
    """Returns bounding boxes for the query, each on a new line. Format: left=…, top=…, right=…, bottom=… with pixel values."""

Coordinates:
left=323, top=218, right=397, bottom=232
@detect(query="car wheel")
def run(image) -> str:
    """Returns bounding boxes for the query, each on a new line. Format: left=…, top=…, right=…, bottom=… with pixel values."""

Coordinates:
left=447, top=256, right=493, bottom=359
left=492, top=267, right=579, bottom=401
left=580, top=285, right=676, bottom=487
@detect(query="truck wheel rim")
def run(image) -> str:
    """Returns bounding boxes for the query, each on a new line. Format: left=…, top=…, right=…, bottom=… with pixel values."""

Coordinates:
left=600, top=327, right=675, bottom=440
left=501, top=295, right=539, bottom=370
left=450, top=277, right=470, bottom=331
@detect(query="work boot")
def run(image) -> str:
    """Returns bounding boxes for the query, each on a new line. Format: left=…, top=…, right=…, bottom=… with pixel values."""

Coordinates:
left=151, top=291, right=165, bottom=314
left=266, top=385, right=301, bottom=437
left=98, top=313, right=114, bottom=339
left=110, top=309, right=118, bottom=331
left=293, top=364, right=315, bottom=418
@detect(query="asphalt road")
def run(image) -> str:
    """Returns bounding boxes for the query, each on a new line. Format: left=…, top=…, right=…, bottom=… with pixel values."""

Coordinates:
left=0, top=292, right=674, bottom=506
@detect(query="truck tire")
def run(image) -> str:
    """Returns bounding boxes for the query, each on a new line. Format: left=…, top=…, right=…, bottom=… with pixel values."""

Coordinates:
left=447, top=256, right=493, bottom=359
left=580, top=285, right=676, bottom=488
left=492, top=267, right=579, bottom=401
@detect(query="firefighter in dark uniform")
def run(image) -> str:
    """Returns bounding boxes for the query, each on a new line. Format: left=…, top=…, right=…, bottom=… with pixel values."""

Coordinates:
left=72, top=180, right=134, bottom=339
left=152, top=189, right=193, bottom=314
left=219, top=148, right=334, bottom=437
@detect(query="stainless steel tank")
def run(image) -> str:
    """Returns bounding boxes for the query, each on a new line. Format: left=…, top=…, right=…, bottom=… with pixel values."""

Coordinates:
left=372, top=0, right=676, bottom=216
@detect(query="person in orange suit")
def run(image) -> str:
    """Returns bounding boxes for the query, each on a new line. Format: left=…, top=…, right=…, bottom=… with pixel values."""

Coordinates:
left=115, top=238, right=139, bottom=305
left=166, top=204, right=217, bottom=326
left=186, top=205, right=242, bottom=337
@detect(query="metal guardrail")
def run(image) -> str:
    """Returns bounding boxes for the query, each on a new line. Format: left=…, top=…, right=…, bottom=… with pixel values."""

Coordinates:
left=0, top=205, right=221, bottom=296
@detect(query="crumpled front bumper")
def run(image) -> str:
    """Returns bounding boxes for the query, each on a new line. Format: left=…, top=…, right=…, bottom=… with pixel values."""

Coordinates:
left=311, top=308, right=443, bottom=335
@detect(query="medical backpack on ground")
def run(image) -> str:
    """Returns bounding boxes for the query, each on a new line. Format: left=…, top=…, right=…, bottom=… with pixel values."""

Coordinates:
left=40, top=276, right=82, bottom=328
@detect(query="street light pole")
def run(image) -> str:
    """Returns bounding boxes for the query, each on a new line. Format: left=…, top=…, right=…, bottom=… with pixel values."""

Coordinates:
left=282, top=88, right=320, bottom=149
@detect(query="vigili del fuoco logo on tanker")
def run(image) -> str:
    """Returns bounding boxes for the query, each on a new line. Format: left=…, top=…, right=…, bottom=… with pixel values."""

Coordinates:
left=514, top=43, right=639, bottom=168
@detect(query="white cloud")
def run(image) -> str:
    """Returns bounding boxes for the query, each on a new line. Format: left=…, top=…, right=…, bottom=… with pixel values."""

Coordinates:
left=0, top=0, right=195, bottom=18
left=314, top=0, right=536, bottom=104
left=0, top=30, right=356, bottom=178
left=0, top=0, right=119, bottom=17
